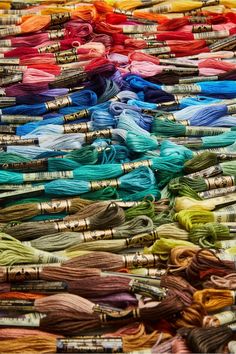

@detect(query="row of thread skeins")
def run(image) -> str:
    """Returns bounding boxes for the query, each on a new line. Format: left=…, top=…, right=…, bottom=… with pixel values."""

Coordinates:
left=2, top=250, right=236, bottom=353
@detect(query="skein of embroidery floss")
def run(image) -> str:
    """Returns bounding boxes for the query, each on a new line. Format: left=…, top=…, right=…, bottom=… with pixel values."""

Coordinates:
left=26, top=215, right=154, bottom=251
left=1, top=90, right=98, bottom=115
left=4, top=202, right=125, bottom=240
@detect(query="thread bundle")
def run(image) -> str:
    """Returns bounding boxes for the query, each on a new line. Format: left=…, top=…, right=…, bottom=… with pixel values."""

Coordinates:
left=2, top=1, right=236, bottom=354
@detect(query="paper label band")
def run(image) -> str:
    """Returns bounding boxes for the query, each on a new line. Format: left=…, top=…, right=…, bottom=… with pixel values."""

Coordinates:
left=179, top=75, right=218, bottom=84
left=0, top=58, right=20, bottom=65
left=0, top=186, right=45, bottom=201
left=1, top=159, right=48, bottom=171
left=164, top=84, right=201, bottom=94
left=23, top=171, right=73, bottom=182
left=147, top=268, right=167, bottom=277
left=194, top=30, right=229, bottom=40
left=187, top=164, right=223, bottom=179
left=0, top=126, right=16, bottom=134
left=64, top=109, right=89, bottom=123
left=123, top=253, right=159, bottom=268
left=122, top=25, right=157, bottom=34
left=188, top=16, right=207, bottom=23
left=63, top=123, right=90, bottom=134
left=192, top=24, right=213, bottom=33
left=0, top=138, right=39, bottom=146
left=56, top=338, right=123, bottom=353
left=90, top=179, right=120, bottom=191
left=11, top=281, right=67, bottom=293
left=139, top=46, right=171, bottom=55
left=0, top=74, right=22, bottom=86
left=48, top=29, right=65, bottom=40
left=198, top=186, right=236, bottom=199
left=126, top=233, right=158, bottom=248
left=204, top=176, right=235, bottom=190
left=85, top=129, right=112, bottom=143
left=217, top=240, right=236, bottom=249
left=54, top=219, right=90, bottom=232
left=0, top=299, right=35, bottom=312
left=214, top=311, right=236, bottom=325
left=82, top=229, right=114, bottom=242
left=122, top=160, right=152, bottom=173
left=0, top=26, right=21, bottom=38
left=227, top=105, right=236, bottom=114
left=56, top=54, right=79, bottom=64
left=162, top=67, right=199, bottom=75
left=214, top=205, right=236, bottom=222
left=3, top=265, right=43, bottom=282
left=185, top=126, right=229, bottom=136
left=38, top=42, right=61, bottom=54
left=129, top=279, right=166, bottom=300
left=0, top=313, right=43, bottom=327
left=0, top=39, right=11, bottom=47
left=0, top=115, right=42, bottom=124
left=98, top=308, right=140, bottom=324
left=50, top=12, right=71, bottom=25
left=45, top=96, right=72, bottom=111
left=150, top=4, right=172, bottom=13
left=38, top=200, right=72, bottom=214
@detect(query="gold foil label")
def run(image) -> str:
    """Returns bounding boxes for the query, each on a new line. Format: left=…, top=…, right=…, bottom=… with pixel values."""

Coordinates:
left=0, top=313, right=43, bottom=327
left=85, top=129, right=112, bottom=143
left=214, top=205, right=236, bottom=222
left=54, top=219, right=90, bottom=232
left=38, top=42, right=61, bottom=53
left=185, top=126, right=229, bottom=136
left=23, top=171, right=73, bottom=182
left=56, top=338, right=123, bottom=353
left=139, top=46, right=171, bottom=55
left=164, top=84, right=201, bottom=94
left=0, top=26, right=21, bottom=38
left=0, top=58, right=20, bottom=65
left=48, top=29, right=64, bottom=40
left=179, top=75, right=218, bottom=84
left=90, top=179, right=120, bottom=191
left=188, top=16, right=207, bottom=23
left=50, top=12, right=71, bottom=25
left=0, top=126, right=16, bottom=134
left=192, top=24, right=213, bottom=33
left=1, top=115, right=43, bottom=124
left=129, top=279, right=166, bottom=300
left=56, top=54, right=78, bottom=64
left=147, top=268, right=167, bottom=277
left=214, top=311, right=236, bottom=325
left=123, top=253, right=159, bottom=268
left=122, top=160, right=152, bottom=173
left=204, top=176, right=235, bottom=190
left=3, top=265, right=43, bottom=282
left=11, top=281, right=67, bottom=292
left=198, top=186, right=236, bottom=199
left=45, top=96, right=72, bottom=111
left=0, top=138, right=39, bottom=146
left=63, top=123, right=89, bottom=134
left=98, top=308, right=140, bottom=324
left=122, top=25, right=157, bottom=34
left=0, top=299, right=35, bottom=312
left=227, top=105, right=236, bottom=114
left=194, top=30, right=229, bottom=40
left=126, top=233, right=158, bottom=248
left=64, top=109, right=89, bottom=123
left=186, top=165, right=223, bottom=178
left=39, top=200, right=71, bottom=214
left=1, top=159, right=47, bottom=171
left=82, top=229, right=114, bottom=242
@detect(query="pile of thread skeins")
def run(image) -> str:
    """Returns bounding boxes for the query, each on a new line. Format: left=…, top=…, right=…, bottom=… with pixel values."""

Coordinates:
left=3, top=0, right=236, bottom=353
